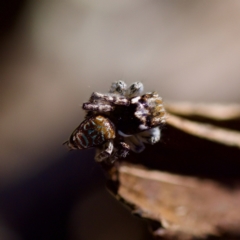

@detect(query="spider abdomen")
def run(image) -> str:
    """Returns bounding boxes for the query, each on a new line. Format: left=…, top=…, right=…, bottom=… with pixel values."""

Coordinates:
left=67, top=115, right=115, bottom=149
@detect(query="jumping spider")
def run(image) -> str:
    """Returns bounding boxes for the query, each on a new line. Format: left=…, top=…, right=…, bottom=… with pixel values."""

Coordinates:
left=65, top=81, right=166, bottom=164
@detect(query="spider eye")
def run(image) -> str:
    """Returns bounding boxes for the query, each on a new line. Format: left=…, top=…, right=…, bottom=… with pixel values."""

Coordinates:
left=109, top=80, right=127, bottom=94
left=128, top=82, right=144, bottom=97
left=118, top=81, right=124, bottom=86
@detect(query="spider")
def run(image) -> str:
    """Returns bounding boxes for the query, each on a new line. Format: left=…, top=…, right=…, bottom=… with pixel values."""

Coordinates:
left=65, top=81, right=166, bottom=163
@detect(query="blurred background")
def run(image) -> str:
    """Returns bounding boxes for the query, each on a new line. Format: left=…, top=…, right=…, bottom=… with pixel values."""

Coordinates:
left=1, top=0, right=240, bottom=239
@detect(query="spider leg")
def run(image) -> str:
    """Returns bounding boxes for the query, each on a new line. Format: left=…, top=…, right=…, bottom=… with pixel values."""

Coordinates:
left=109, top=80, right=127, bottom=95
left=137, top=127, right=161, bottom=145
left=82, top=102, right=113, bottom=112
left=124, top=135, right=145, bottom=153
left=109, top=142, right=130, bottom=163
left=90, top=92, right=130, bottom=106
left=95, top=140, right=114, bottom=162
left=127, top=82, right=144, bottom=97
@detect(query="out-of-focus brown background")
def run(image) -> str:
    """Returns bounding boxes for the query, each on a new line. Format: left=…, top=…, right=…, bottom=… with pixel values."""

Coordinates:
left=1, top=0, right=240, bottom=239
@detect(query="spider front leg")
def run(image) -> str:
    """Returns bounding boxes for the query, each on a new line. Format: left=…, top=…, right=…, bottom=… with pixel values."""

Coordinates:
left=95, top=140, right=114, bottom=162
left=83, top=102, right=113, bottom=112
left=90, top=92, right=130, bottom=106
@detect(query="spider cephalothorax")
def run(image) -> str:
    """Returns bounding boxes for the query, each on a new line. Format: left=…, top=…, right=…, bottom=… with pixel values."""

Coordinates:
left=65, top=81, right=166, bottom=163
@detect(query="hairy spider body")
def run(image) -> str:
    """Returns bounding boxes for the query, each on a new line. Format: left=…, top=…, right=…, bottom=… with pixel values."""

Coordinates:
left=104, top=92, right=165, bottom=135
left=65, top=81, right=166, bottom=163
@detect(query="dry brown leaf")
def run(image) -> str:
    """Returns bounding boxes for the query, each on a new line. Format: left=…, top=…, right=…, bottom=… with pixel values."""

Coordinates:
left=165, top=102, right=240, bottom=150
left=112, top=163, right=240, bottom=239
left=104, top=102, right=240, bottom=240
left=167, top=113, right=240, bottom=148
left=165, top=102, right=240, bottom=121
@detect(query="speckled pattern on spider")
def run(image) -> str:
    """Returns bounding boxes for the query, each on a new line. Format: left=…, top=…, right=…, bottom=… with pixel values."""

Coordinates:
left=65, top=81, right=166, bottom=164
